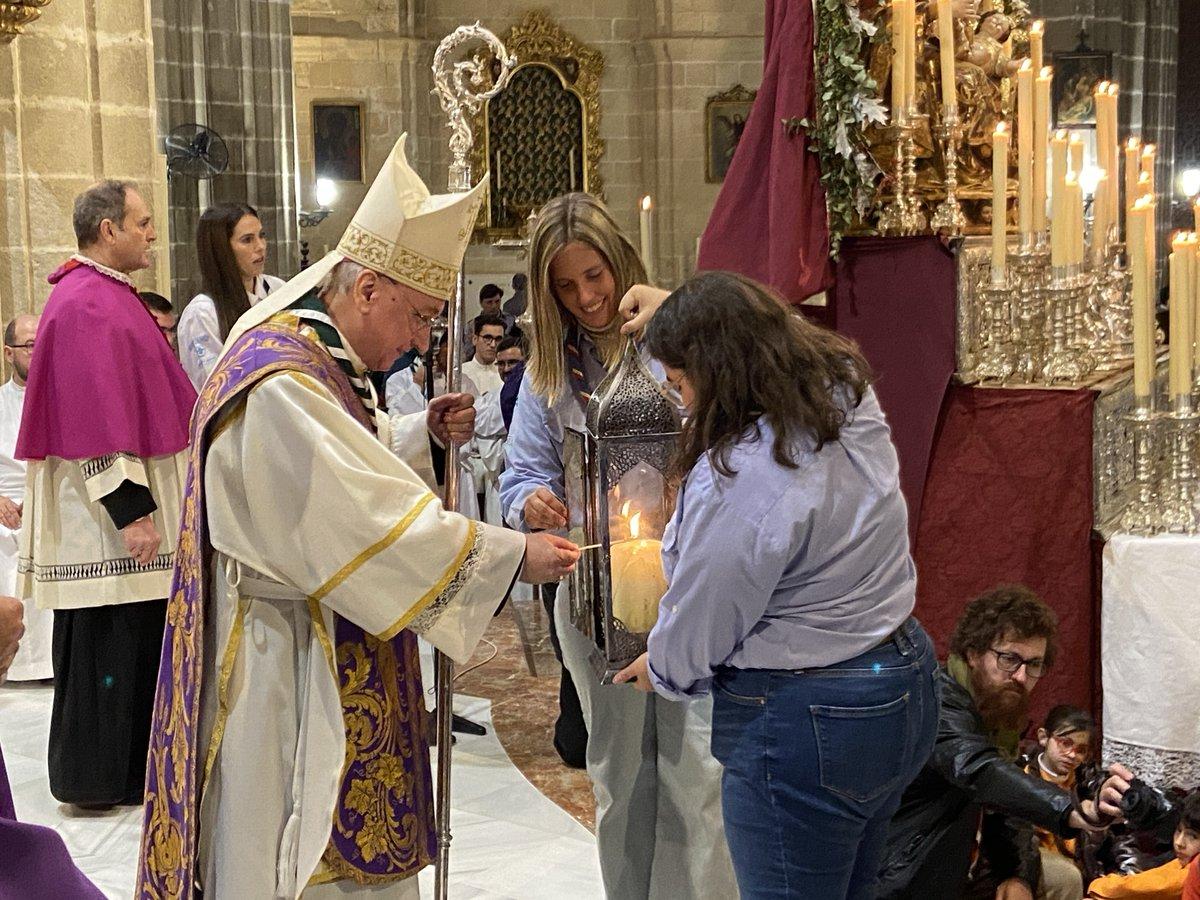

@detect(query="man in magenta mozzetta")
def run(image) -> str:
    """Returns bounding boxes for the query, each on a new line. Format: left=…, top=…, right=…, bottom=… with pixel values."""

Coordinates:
left=16, top=180, right=195, bottom=809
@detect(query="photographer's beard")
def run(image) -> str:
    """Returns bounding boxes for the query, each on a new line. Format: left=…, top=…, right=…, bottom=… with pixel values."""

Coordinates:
left=971, top=669, right=1031, bottom=734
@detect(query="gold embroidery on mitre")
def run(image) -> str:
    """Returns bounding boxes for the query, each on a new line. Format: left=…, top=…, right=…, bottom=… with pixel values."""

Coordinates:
left=339, top=224, right=457, bottom=300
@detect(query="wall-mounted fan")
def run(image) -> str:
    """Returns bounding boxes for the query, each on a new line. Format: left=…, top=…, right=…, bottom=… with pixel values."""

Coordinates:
left=165, top=124, right=229, bottom=178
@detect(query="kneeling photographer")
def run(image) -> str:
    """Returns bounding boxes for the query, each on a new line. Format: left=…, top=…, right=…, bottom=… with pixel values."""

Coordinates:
left=876, top=587, right=1134, bottom=900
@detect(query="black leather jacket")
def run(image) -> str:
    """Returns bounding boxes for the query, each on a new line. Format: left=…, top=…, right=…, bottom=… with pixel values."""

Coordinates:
left=875, top=666, right=1078, bottom=897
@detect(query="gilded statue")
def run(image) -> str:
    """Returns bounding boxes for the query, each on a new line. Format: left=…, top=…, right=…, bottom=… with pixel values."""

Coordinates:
left=859, top=0, right=1029, bottom=233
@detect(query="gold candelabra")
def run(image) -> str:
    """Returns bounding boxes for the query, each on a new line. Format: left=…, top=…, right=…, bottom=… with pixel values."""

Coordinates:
left=931, top=108, right=966, bottom=235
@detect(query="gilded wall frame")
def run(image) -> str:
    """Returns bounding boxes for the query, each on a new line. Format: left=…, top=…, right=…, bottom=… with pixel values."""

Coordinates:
left=311, top=100, right=366, bottom=183
left=705, top=84, right=756, bottom=183
left=469, top=11, right=605, bottom=240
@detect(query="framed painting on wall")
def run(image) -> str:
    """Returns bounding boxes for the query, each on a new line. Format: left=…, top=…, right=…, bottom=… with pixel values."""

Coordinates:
left=312, top=102, right=365, bottom=182
left=705, top=84, right=757, bottom=183
left=1052, top=51, right=1112, bottom=129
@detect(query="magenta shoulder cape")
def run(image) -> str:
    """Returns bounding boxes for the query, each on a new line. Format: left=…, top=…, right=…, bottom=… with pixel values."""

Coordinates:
left=15, top=259, right=197, bottom=462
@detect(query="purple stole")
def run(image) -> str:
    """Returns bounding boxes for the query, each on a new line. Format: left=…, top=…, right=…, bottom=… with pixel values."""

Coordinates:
left=136, top=320, right=435, bottom=899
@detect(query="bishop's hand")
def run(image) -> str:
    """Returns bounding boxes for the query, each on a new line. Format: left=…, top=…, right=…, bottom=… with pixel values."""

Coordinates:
left=427, top=392, right=475, bottom=446
left=519, top=533, right=579, bottom=584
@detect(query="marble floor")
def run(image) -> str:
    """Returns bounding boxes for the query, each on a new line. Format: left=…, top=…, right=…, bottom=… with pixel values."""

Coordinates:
left=0, top=599, right=603, bottom=899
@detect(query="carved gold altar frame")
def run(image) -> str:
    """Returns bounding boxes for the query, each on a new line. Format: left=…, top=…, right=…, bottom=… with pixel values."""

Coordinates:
left=469, top=11, right=605, bottom=240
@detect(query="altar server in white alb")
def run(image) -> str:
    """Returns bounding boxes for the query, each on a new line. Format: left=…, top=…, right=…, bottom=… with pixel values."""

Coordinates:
left=136, top=134, right=579, bottom=900
left=0, top=314, right=51, bottom=682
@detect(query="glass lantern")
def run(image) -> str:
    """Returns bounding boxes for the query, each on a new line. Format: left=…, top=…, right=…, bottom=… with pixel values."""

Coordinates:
left=564, top=341, right=682, bottom=683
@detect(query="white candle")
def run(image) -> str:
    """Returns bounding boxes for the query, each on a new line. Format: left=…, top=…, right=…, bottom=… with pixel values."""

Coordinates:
left=1017, top=61, right=1034, bottom=235
left=891, top=0, right=907, bottom=124
left=639, top=195, right=655, bottom=284
left=1092, top=171, right=1109, bottom=266
left=1125, top=138, right=1142, bottom=216
left=1034, top=67, right=1051, bottom=234
left=1168, top=234, right=1192, bottom=398
left=1128, top=198, right=1152, bottom=398
left=1029, top=20, right=1044, bottom=74
left=937, top=0, right=956, bottom=113
left=1141, top=144, right=1157, bottom=197
left=609, top=512, right=667, bottom=634
left=992, top=122, right=1009, bottom=282
left=1069, top=134, right=1084, bottom=175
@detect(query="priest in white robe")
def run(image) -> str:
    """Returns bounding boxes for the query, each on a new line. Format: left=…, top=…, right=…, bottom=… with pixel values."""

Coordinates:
left=136, top=135, right=578, bottom=900
left=0, top=314, right=51, bottom=682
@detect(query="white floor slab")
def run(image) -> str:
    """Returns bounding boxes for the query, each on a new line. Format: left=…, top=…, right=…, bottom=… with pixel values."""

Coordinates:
left=0, top=683, right=601, bottom=899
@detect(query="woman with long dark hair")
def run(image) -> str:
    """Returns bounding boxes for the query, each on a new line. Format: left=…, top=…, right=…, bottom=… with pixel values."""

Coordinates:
left=499, top=194, right=736, bottom=899
left=177, top=203, right=285, bottom=389
left=615, top=271, right=940, bottom=900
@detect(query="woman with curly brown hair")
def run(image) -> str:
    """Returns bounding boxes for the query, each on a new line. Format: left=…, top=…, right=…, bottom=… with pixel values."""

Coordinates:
left=614, top=271, right=939, bottom=900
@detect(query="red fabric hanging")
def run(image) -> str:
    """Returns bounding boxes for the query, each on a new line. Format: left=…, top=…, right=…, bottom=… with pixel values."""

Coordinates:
left=697, top=0, right=832, bottom=303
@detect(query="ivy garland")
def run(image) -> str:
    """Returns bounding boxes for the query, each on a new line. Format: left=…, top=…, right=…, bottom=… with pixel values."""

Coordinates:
left=791, top=0, right=887, bottom=255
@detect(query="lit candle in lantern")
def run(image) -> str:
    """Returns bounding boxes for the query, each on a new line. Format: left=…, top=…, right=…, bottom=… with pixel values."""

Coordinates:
left=1034, top=67, right=1051, bottom=234
left=1141, top=144, right=1157, bottom=197
left=1017, top=60, right=1034, bottom=236
left=937, top=0, right=956, bottom=114
left=639, top=195, right=656, bottom=284
left=992, top=121, right=1009, bottom=282
left=1029, top=20, right=1044, bottom=73
left=609, top=511, right=667, bottom=634
left=1128, top=198, right=1152, bottom=398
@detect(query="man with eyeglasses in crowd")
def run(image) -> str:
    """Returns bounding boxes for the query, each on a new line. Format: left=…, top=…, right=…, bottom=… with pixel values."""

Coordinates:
left=0, top=315, right=51, bottom=682
left=876, top=585, right=1135, bottom=900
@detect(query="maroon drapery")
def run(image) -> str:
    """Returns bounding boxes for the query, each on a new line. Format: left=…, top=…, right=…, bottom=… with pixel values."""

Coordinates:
left=697, top=0, right=831, bottom=303
left=914, top=385, right=1101, bottom=726
left=831, top=236, right=958, bottom=541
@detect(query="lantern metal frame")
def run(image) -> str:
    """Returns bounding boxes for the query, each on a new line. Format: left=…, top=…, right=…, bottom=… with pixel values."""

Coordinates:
left=564, top=341, right=682, bottom=683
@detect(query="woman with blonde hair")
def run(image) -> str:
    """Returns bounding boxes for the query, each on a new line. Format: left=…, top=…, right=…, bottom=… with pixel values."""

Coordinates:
left=499, top=193, right=735, bottom=899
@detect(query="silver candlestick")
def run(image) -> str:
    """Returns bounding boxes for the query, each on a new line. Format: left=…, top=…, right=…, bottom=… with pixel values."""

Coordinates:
left=974, top=279, right=1017, bottom=383
left=1120, top=399, right=1165, bottom=536
left=1161, top=396, right=1199, bottom=534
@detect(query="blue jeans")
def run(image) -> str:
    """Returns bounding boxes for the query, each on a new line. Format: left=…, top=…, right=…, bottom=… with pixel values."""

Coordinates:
left=710, top=618, right=939, bottom=900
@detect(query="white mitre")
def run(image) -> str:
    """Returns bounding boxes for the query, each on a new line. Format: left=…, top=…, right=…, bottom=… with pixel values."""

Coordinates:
left=225, top=133, right=487, bottom=348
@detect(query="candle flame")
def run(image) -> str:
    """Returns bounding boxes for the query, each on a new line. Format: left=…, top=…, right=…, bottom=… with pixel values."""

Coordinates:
left=1134, top=196, right=1153, bottom=210
left=1019, top=59, right=1032, bottom=71
left=641, top=195, right=652, bottom=211
left=1040, top=66, right=1053, bottom=79
left=1128, top=136, right=1141, bottom=149
left=1096, top=80, right=1109, bottom=93
left=1055, top=128, right=1068, bottom=140
left=1106, top=83, right=1119, bottom=96
left=1143, top=144, right=1156, bottom=157
left=630, top=512, right=642, bottom=539
left=621, top=500, right=632, bottom=517
left=1030, top=19, right=1043, bottom=34
left=995, top=121, right=1007, bottom=135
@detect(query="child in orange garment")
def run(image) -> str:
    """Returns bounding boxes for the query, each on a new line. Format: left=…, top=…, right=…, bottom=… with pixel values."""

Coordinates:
left=1089, top=792, right=1200, bottom=898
